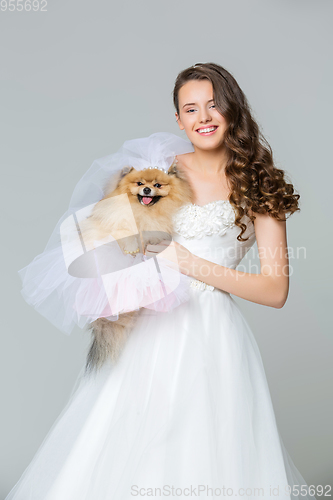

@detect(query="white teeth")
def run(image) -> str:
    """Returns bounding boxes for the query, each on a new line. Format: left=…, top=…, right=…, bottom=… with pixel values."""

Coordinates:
left=197, top=127, right=217, bottom=133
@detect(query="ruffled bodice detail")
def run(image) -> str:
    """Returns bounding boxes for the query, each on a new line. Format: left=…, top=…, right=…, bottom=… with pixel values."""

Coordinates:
left=172, top=200, right=254, bottom=292
left=172, top=200, right=236, bottom=239
left=172, top=199, right=256, bottom=273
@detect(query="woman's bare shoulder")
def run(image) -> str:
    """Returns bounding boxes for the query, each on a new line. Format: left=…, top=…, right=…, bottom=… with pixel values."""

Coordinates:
left=175, top=153, right=193, bottom=169
left=247, top=204, right=287, bottom=222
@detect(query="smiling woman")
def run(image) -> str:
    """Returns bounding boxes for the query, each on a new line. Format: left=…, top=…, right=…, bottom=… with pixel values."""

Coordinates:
left=7, top=63, right=316, bottom=500
left=173, top=64, right=299, bottom=230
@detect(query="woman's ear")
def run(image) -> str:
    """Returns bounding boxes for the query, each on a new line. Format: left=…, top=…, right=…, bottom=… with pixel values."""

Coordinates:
left=175, top=112, right=184, bottom=131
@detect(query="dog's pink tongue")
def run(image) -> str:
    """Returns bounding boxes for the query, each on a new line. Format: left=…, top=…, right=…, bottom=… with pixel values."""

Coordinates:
left=142, top=196, right=153, bottom=205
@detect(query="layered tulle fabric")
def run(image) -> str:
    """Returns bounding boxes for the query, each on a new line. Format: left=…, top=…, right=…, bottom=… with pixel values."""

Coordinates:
left=5, top=289, right=315, bottom=499
left=18, top=242, right=193, bottom=333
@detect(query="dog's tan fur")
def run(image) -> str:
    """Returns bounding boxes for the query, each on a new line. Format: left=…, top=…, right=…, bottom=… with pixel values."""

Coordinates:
left=81, top=161, right=193, bottom=374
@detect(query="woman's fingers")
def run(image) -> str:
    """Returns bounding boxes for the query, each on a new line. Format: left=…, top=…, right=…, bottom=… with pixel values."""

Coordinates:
left=145, top=241, right=170, bottom=254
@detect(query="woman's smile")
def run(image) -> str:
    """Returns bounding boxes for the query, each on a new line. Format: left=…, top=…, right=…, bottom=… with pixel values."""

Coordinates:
left=196, top=126, right=218, bottom=136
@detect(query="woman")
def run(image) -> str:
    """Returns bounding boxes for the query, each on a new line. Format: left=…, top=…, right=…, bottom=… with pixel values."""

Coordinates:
left=148, top=63, right=291, bottom=309
left=6, top=63, right=316, bottom=499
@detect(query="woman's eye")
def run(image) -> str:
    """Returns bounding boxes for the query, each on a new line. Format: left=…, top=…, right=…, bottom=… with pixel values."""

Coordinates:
left=186, top=105, right=215, bottom=113
left=137, top=181, right=143, bottom=186
left=154, top=183, right=162, bottom=188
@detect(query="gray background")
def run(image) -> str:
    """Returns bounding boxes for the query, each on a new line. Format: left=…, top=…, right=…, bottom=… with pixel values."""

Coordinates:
left=1, top=0, right=332, bottom=496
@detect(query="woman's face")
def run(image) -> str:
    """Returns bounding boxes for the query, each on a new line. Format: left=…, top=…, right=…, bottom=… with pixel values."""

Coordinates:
left=175, top=79, right=228, bottom=151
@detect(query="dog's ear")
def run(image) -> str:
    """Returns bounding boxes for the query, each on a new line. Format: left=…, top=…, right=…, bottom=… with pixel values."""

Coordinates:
left=168, top=161, right=178, bottom=176
left=119, top=165, right=134, bottom=178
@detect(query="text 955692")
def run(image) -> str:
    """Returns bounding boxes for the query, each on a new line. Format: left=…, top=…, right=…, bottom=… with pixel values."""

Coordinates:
left=1, top=0, right=47, bottom=11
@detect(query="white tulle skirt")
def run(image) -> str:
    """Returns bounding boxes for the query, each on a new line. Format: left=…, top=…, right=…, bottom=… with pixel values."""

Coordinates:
left=6, top=288, right=315, bottom=500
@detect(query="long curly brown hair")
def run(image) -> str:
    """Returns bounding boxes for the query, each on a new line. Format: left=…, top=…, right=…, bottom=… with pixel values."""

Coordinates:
left=172, top=62, right=300, bottom=241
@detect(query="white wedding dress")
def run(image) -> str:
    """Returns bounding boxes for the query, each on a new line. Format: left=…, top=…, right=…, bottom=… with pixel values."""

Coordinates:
left=6, top=200, right=315, bottom=500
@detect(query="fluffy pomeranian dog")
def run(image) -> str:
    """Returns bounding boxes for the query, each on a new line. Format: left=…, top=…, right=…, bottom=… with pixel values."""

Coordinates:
left=80, top=160, right=192, bottom=374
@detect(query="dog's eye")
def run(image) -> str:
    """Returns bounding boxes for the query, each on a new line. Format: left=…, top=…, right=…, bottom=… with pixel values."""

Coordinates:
left=136, top=181, right=144, bottom=186
left=154, top=183, right=162, bottom=188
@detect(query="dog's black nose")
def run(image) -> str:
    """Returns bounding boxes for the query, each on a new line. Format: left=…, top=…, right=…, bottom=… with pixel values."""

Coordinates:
left=143, top=187, right=151, bottom=195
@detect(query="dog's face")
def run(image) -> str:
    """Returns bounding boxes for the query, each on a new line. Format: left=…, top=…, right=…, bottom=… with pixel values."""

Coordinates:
left=116, top=166, right=179, bottom=207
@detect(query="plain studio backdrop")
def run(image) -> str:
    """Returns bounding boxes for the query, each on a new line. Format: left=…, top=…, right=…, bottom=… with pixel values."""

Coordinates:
left=0, top=0, right=332, bottom=496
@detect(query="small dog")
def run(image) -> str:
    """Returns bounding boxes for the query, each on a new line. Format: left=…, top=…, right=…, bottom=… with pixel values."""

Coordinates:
left=80, top=161, right=192, bottom=373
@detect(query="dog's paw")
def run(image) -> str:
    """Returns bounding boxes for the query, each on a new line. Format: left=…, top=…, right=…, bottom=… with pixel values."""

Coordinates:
left=120, top=236, right=140, bottom=255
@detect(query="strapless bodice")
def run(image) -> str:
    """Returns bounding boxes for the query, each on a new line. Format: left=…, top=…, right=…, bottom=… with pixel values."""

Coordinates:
left=172, top=200, right=256, bottom=270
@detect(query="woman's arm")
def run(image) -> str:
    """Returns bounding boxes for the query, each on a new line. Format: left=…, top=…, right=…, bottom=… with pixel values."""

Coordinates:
left=188, top=211, right=289, bottom=308
left=146, top=211, right=289, bottom=309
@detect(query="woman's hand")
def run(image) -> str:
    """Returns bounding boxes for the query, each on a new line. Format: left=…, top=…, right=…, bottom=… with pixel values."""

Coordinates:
left=144, top=239, right=193, bottom=276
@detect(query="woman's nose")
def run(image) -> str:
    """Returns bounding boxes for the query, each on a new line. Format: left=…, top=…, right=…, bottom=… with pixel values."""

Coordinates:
left=198, top=108, right=211, bottom=123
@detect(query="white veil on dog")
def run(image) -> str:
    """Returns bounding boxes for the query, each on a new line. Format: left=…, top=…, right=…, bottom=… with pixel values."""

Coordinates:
left=18, top=132, right=195, bottom=335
